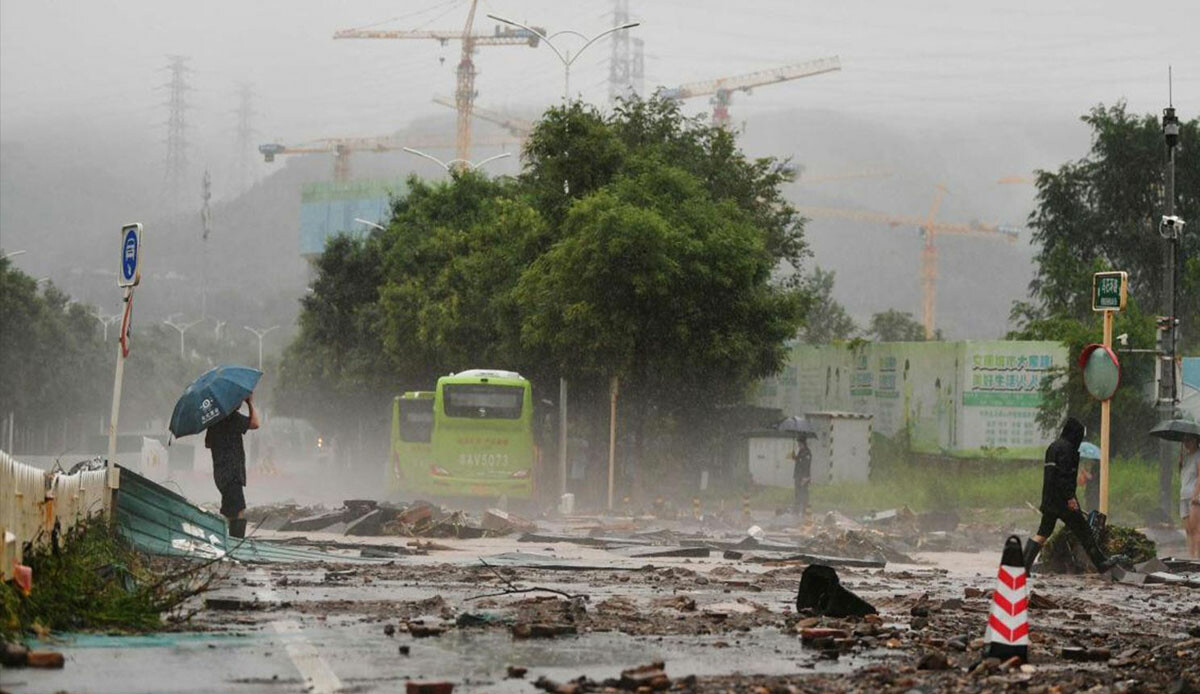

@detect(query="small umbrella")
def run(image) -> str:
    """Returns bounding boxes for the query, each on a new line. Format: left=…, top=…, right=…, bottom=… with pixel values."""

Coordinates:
left=170, top=364, right=262, bottom=438
left=1148, top=418, right=1200, bottom=443
left=1078, top=442, right=1101, bottom=460
left=777, top=415, right=816, bottom=438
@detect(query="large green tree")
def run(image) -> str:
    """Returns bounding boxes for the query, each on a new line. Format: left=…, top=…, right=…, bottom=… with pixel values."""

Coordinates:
left=0, top=259, right=107, bottom=450
left=1010, top=103, right=1199, bottom=453
left=1014, top=103, right=1199, bottom=333
left=277, top=95, right=813, bottom=476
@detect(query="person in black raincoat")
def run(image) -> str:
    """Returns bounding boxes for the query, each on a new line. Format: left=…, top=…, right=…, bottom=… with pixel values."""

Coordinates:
left=1023, top=417, right=1123, bottom=574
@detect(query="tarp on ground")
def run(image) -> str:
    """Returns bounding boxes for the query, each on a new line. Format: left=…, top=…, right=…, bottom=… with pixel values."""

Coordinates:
left=115, top=467, right=388, bottom=564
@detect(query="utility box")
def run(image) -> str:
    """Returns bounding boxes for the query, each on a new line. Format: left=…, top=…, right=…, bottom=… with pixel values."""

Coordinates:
left=807, top=411, right=872, bottom=484
left=745, top=431, right=801, bottom=488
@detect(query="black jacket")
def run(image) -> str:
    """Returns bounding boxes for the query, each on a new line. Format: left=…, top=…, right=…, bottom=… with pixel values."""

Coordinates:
left=1040, top=417, right=1085, bottom=512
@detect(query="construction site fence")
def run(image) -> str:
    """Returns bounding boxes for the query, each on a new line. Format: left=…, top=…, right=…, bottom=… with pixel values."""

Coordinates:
left=1, top=449, right=111, bottom=580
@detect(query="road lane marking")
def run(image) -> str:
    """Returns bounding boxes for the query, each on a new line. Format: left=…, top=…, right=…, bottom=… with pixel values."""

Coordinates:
left=251, top=570, right=342, bottom=693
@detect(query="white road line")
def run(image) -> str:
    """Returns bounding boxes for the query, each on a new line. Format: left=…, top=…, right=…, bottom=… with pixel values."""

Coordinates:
left=252, top=570, right=342, bottom=694
left=272, top=619, right=343, bottom=694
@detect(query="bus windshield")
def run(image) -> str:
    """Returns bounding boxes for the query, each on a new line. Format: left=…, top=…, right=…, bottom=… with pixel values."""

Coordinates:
left=398, top=399, right=434, bottom=442
left=443, top=384, right=524, bottom=419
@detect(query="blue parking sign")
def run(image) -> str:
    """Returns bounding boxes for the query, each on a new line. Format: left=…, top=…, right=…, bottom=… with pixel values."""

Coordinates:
left=119, top=223, right=142, bottom=287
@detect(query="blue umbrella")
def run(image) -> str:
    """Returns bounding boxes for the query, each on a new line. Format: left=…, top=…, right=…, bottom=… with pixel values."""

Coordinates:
left=1078, top=442, right=1101, bottom=460
left=170, top=365, right=262, bottom=438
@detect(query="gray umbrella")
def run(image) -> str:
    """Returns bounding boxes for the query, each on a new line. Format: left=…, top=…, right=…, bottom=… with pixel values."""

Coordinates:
left=777, top=415, right=816, bottom=438
left=1148, top=419, right=1200, bottom=442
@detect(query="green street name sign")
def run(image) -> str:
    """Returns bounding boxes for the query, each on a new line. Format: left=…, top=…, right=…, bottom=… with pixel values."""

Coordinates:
left=1092, top=271, right=1127, bottom=311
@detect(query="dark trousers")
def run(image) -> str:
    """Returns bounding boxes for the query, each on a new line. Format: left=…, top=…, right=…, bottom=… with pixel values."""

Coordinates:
left=794, top=483, right=809, bottom=516
left=1036, top=505, right=1107, bottom=567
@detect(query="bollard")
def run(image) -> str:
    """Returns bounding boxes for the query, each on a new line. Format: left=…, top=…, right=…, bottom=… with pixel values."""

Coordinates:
left=984, top=535, right=1030, bottom=663
left=692, top=497, right=700, bottom=520
left=742, top=494, right=751, bottom=520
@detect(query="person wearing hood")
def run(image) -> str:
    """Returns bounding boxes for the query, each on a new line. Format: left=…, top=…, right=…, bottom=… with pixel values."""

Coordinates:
left=1023, top=417, right=1123, bottom=574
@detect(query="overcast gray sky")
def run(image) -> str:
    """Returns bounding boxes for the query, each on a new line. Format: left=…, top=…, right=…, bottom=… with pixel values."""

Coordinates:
left=3, top=0, right=1196, bottom=145
left=2, top=0, right=1197, bottom=339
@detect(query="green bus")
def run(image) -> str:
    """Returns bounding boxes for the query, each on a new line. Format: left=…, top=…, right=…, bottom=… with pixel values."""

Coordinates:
left=388, top=391, right=434, bottom=494
left=390, top=370, right=536, bottom=499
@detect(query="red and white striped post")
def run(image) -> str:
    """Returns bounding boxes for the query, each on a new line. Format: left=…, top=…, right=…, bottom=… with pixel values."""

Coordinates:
left=984, top=535, right=1030, bottom=663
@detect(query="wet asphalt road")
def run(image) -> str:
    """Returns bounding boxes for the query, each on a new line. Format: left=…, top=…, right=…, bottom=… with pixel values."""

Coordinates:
left=6, top=532, right=1197, bottom=694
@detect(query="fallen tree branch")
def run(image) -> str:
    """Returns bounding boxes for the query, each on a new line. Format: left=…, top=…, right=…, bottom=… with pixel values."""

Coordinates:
left=466, top=586, right=585, bottom=602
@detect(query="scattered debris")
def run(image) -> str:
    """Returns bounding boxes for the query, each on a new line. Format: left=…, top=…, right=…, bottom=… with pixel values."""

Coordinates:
left=405, top=681, right=453, bottom=694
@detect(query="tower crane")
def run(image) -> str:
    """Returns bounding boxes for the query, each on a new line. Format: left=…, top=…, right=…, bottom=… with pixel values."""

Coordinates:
left=334, top=0, right=545, bottom=164
left=661, top=56, right=841, bottom=126
left=798, top=185, right=1021, bottom=339
left=258, top=133, right=519, bottom=181
left=432, top=96, right=533, bottom=139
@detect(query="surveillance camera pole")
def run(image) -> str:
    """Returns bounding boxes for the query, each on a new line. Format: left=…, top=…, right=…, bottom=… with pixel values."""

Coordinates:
left=1156, top=83, right=1182, bottom=521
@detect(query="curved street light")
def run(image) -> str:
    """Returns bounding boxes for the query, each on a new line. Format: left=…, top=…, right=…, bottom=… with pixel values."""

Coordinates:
left=244, top=325, right=279, bottom=371
left=164, top=315, right=206, bottom=360
left=486, top=13, right=639, bottom=102
left=353, top=218, right=386, bottom=231
left=402, top=147, right=512, bottom=173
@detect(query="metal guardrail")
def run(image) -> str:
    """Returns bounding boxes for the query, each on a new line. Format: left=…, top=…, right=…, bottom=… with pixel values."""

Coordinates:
left=1, top=449, right=112, bottom=580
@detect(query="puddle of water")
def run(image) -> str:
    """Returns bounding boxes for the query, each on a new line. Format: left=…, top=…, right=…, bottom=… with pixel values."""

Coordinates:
left=309, top=622, right=886, bottom=693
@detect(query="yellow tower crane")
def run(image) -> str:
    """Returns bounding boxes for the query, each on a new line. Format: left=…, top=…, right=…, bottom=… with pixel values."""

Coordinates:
left=257, top=133, right=519, bottom=181
left=334, top=0, right=544, bottom=164
left=661, top=56, right=841, bottom=126
left=798, top=185, right=1020, bottom=339
left=432, top=96, right=533, bottom=139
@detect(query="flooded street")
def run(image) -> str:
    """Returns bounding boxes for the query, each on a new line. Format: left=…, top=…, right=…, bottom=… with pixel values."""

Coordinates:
left=9, top=517, right=1199, bottom=693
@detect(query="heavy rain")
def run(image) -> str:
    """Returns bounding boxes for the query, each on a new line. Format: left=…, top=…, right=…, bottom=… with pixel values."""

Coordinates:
left=1, top=1, right=1199, bottom=692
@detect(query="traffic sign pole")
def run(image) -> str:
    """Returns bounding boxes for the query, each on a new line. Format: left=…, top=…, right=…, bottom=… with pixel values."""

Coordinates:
left=1100, top=309, right=1113, bottom=514
left=1089, top=269, right=1126, bottom=515
left=107, top=223, right=142, bottom=495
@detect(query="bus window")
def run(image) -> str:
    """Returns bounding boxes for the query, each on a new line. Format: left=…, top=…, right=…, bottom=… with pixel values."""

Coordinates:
left=443, top=384, right=524, bottom=419
left=398, top=399, right=434, bottom=442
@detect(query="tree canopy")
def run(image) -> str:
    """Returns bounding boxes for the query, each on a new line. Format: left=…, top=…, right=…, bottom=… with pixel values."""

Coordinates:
left=277, top=95, right=813, bottom=465
left=1010, top=102, right=1199, bottom=452
left=869, top=309, right=929, bottom=342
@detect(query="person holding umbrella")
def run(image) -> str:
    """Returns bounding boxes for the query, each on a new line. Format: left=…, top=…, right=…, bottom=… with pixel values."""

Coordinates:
left=205, top=394, right=259, bottom=537
left=1180, top=433, right=1199, bottom=558
left=170, top=365, right=263, bottom=539
left=1149, top=419, right=1200, bottom=558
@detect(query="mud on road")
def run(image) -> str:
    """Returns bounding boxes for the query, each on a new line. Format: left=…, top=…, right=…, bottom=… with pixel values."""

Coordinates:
left=9, top=522, right=1200, bottom=694
left=173, top=529, right=1200, bottom=694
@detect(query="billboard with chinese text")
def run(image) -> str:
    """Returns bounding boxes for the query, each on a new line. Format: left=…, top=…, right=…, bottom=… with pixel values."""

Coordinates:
left=755, top=340, right=1068, bottom=459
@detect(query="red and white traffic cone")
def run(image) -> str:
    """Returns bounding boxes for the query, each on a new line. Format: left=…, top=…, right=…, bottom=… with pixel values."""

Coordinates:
left=984, top=535, right=1029, bottom=663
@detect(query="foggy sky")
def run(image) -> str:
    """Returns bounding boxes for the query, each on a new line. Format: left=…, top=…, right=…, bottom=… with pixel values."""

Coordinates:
left=2, top=0, right=1198, bottom=339
left=4, top=0, right=1195, bottom=146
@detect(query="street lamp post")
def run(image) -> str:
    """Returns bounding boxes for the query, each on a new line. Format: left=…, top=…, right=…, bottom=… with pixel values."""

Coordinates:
left=485, top=14, right=639, bottom=103
left=402, top=147, right=512, bottom=173
left=488, top=12, right=638, bottom=506
left=244, top=325, right=279, bottom=371
left=164, top=315, right=205, bottom=360
left=93, top=311, right=120, bottom=342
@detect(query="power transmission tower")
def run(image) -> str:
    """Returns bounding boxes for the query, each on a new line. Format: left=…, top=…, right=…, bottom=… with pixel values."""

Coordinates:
left=200, top=170, right=212, bottom=317
left=162, top=55, right=191, bottom=210
left=608, top=0, right=637, bottom=103
left=632, top=36, right=645, bottom=98
left=234, top=83, right=257, bottom=193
